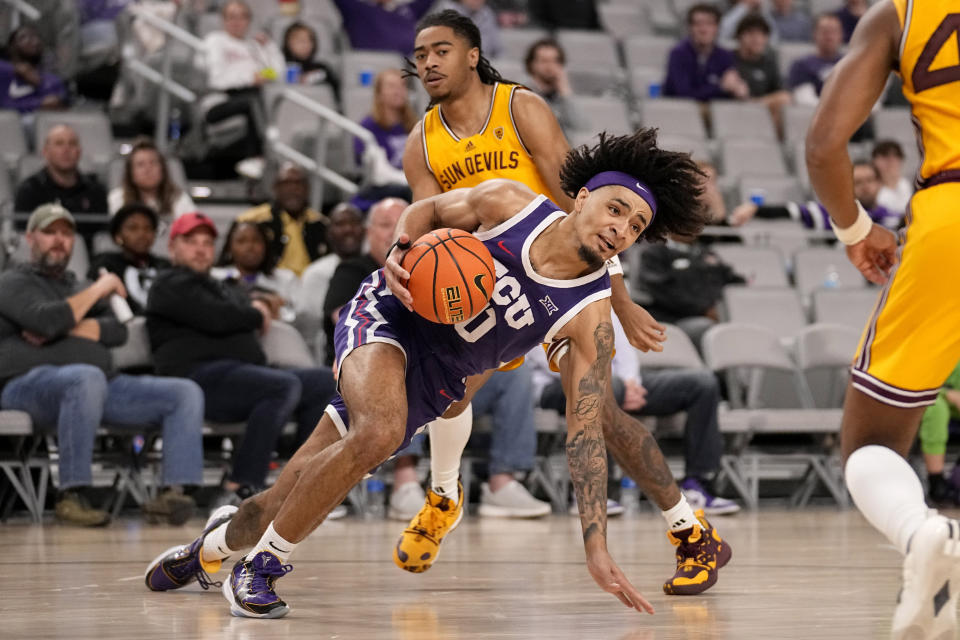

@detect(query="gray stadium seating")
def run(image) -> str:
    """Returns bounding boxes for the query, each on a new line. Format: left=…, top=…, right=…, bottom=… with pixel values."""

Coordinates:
left=720, top=140, right=788, bottom=178
left=623, top=35, right=676, bottom=73
left=340, top=50, right=408, bottom=89
left=711, top=101, right=778, bottom=141
left=568, top=95, right=634, bottom=136
left=498, top=29, right=549, bottom=62
left=811, top=288, right=880, bottom=329
left=793, top=247, right=867, bottom=304
left=0, top=110, right=27, bottom=174
left=722, top=286, right=806, bottom=340
left=33, top=111, right=115, bottom=175
left=711, top=245, right=789, bottom=287
left=641, top=97, right=707, bottom=139
left=737, top=174, right=806, bottom=205
left=598, top=3, right=654, bottom=40
left=556, top=30, right=621, bottom=70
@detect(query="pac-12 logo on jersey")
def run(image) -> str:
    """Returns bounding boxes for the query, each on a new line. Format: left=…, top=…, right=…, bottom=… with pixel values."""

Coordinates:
left=455, top=258, right=533, bottom=342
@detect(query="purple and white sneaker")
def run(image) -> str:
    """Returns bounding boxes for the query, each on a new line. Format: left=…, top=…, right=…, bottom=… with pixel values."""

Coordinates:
left=681, top=477, right=741, bottom=515
left=222, top=551, right=293, bottom=618
left=144, top=505, right=238, bottom=591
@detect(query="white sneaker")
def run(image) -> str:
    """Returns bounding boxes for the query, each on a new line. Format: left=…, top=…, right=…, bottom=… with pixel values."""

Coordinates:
left=893, top=514, right=960, bottom=640
left=568, top=498, right=625, bottom=517
left=681, top=477, right=741, bottom=515
left=235, top=156, right=265, bottom=180
left=478, top=480, right=551, bottom=518
left=326, top=504, right=348, bottom=520
left=388, top=481, right=426, bottom=521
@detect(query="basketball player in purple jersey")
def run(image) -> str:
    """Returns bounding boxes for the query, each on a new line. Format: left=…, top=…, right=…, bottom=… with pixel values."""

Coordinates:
left=394, top=10, right=732, bottom=598
left=143, top=130, right=725, bottom=618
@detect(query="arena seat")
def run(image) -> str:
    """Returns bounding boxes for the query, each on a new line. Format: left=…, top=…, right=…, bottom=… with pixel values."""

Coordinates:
left=556, top=30, right=621, bottom=70
left=737, top=174, right=806, bottom=206
left=568, top=95, right=634, bottom=136
left=720, top=139, right=789, bottom=178
left=811, top=287, right=880, bottom=329
left=623, top=35, right=676, bottom=77
left=711, top=101, right=778, bottom=141
left=641, top=97, right=707, bottom=139
left=598, top=3, right=654, bottom=40
left=723, top=286, right=806, bottom=340
left=711, top=245, right=789, bottom=287
left=0, top=110, right=27, bottom=174
left=498, top=28, right=549, bottom=62
left=793, top=247, right=867, bottom=304
left=34, top=111, right=115, bottom=175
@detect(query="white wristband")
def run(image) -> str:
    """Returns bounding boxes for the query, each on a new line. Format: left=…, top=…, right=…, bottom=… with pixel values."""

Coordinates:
left=605, top=255, right=623, bottom=276
left=830, top=201, right=873, bottom=245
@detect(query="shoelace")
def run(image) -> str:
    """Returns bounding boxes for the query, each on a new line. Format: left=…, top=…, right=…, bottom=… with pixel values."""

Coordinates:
left=170, top=549, right=222, bottom=590
left=248, top=560, right=293, bottom=595
left=412, top=497, right=454, bottom=539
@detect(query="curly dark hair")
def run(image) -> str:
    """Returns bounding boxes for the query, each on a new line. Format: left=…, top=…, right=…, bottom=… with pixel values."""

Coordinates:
left=559, top=129, right=709, bottom=244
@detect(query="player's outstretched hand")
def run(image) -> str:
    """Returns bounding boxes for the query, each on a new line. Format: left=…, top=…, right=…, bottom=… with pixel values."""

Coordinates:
left=384, top=234, right=413, bottom=311
left=846, top=224, right=898, bottom=285
left=586, top=551, right=655, bottom=614
left=617, top=301, right=666, bottom=353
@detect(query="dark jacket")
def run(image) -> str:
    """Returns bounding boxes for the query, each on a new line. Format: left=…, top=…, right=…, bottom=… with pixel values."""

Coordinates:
left=14, top=168, right=108, bottom=215
left=635, top=242, right=746, bottom=323
left=88, top=252, right=172, bottom=315
left=321, top=253, right=379, bottom=366
left=0, top=263, right=127, bottom=388
left=146, top=266, right=266, bottom=377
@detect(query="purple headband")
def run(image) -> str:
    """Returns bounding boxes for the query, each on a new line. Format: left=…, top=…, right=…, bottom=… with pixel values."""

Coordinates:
left=584, top=171, right=658, bottom=221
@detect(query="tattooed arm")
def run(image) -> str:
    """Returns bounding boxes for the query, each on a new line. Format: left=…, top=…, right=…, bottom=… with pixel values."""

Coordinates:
left=557, top=301, right=654, bottom=614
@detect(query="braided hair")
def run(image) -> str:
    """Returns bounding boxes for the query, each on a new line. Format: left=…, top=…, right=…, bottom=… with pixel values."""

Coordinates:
left=406, top=10, right=519, bottom=106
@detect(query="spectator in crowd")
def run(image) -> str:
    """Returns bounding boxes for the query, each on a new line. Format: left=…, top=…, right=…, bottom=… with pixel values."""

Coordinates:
left=523, top=38, right=585, bottom=136
left=146, top=213, right=336, bottom=502
left=333, top=0, right=434, bottom=55
left=108, top=139, right=195, bottom=221
left=74, top=0, right=127, bottom=102
left=533, top=318, right=739, bottom=515
left=528, top=0, right=598, bottom=30
left=0, top=204, right=204, bottom=526
left=918, top=360, right=960, bottom=507
left=212, top=221, right=300, bottom=324
left=202, top=0, right=285, bottom=179
left=14, top=124, right=108, bottom=222
left=730, top=159, right=901, bottom=230
left=788, top=12, right=844, bottom=106
left=237, top=163, right=329, bottom=277
left=835, top=0, right=868, bottom=43
left=296, top=202, right=365, bottom=362
left=634, top=234, right=746, bottom=349
left=434, top=0, right=502, bottom=59
left=280, top=21, right=340, bottom=100
left=770, top=0, right=812, bottom=42
left=88, top=203, right=171, bottom=315
left=719, top=0, right=777, bottom=42
left=664, top=4, right=748, bottom=101
left=872, top=139, right=913, bottom=217
left=698, top=160, right=727, bottom=224
left=733, top=13, right=791, bottom=138
left=487, top=0, right=530, bottom=28
left=354, top=69, right=416, bottom=177
left=1, top=0, right=80, bottom=80
left=0, top=25, right=67, bottom=116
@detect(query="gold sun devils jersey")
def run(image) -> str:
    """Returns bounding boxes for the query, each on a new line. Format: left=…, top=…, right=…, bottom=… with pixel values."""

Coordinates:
left=894, top=0, right=960, bottom=186
left=421, top=83, right=560, bottom=200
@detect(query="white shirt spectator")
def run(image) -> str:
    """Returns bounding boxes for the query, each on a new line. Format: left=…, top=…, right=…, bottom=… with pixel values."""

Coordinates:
left=296, top=253, right=342, bottom=319
left=203, top=31, right=285, bottom=91
left=107, top=188, right=195, bottom=218
left=877, top=177, right=913, bottom=217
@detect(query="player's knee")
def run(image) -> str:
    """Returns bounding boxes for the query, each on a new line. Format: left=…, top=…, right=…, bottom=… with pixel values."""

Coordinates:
left=349, top=420, right=405, bottom=466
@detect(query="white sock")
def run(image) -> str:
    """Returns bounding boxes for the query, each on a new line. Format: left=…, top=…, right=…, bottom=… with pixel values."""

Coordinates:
left=845, top=445, right=930, bottom=555
left=246, top=522, right=298, bottom=564
left=662, top=494, right=699, bottom=532
left=429, top=403, right=473, bottom=501
left=201, top=521, right=237, bottom=562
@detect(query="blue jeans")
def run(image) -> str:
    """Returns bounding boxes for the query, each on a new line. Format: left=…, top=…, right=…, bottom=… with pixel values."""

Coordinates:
left=188, top=360, right=336, bottom=487
left=471, top=367, right=537, bottom=475
left=1, top=364, right=204, bottom=489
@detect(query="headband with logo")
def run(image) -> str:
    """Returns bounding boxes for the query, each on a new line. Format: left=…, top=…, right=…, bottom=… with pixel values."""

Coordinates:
left=584, top=171, right=658, bottom=222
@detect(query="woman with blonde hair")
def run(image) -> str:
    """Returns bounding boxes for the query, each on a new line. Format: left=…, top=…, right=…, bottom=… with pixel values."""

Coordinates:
left=353, top=68, right=417, bottom=170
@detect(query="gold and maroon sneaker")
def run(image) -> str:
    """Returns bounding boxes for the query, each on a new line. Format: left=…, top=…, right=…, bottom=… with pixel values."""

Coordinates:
left=663, top=509, right=732, bottom=596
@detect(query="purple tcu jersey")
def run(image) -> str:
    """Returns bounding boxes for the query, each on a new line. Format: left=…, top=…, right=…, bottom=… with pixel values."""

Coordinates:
left=325, top=193, right=612, bottom=452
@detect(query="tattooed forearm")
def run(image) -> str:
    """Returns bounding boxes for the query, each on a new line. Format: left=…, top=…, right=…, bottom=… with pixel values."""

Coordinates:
left=602, top=390, right=680, bottom=510
left=567, top=322, right=615, bottom=545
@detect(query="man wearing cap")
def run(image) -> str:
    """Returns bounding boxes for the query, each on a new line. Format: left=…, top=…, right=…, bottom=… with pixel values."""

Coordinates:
left=0, top=204, right=205, bottom=526
left=146, top=212, right=336, bottom=505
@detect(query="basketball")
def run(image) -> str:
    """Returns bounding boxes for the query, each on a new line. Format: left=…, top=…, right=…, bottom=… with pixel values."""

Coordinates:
left=401, top=228, right=496, bottom=324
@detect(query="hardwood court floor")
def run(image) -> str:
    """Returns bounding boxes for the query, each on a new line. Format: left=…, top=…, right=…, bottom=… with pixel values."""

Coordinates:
left=0, top=507, right=935, bottom=639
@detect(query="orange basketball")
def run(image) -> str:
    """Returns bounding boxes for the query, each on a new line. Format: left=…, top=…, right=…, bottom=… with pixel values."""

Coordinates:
left=401, top=228, right=496, bottom=324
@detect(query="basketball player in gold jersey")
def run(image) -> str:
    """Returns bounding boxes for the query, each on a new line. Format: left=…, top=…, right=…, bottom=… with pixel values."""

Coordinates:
left=390, top=10, right=732, bottom=599
left=808, top=1, right=960, bottom=637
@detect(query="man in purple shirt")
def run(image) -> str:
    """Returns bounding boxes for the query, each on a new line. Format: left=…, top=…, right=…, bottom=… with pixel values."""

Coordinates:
left=333, top=0, right=435, bottom=56
left=0, top=25, right=67, bottom=114
left=663, top=4, right=748, bottom=102
left=788, top=13, right=844, bottom=105
left=729, top=161, right=900, bottom=230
